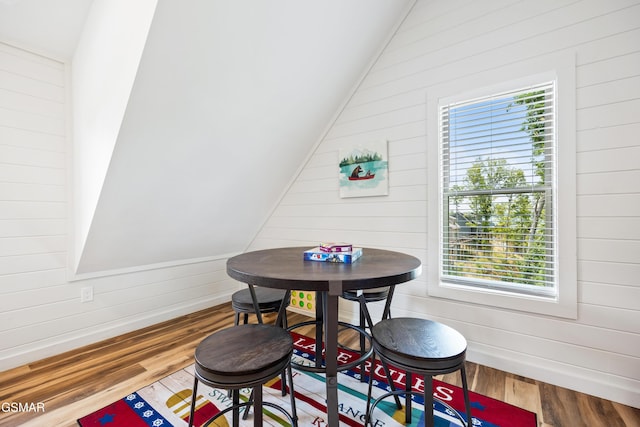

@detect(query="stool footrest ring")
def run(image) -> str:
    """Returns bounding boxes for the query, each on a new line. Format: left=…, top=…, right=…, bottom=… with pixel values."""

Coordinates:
left=366, top=390, right=469, bottom=427
left=286, top=319, right=372, bottom=373
left=201, top=400, right=297, bottom=427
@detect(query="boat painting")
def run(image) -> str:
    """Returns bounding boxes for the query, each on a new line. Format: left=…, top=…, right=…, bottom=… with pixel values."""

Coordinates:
left=348, top=165, right=375, bottom=180
left=348, top=173, right=375, bottom=181
left=339, top=141, right=388, bottom=198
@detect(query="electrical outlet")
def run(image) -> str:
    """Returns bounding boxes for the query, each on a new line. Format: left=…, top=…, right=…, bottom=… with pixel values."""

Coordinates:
left=80, top=286, right=93, bottom=302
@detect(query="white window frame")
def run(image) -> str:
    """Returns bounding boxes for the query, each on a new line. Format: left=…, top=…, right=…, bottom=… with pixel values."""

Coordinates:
left=426, top=53, right=577, bottom=319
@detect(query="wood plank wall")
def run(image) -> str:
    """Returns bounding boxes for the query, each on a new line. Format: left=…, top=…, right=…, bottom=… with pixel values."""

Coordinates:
left=0, top=42, right=238, bottom=371
left=250, top=0, right=640, bottom=408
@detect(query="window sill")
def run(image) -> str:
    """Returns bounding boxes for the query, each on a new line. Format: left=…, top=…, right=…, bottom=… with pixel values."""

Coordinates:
left=427, top=278, right=577, bottom=319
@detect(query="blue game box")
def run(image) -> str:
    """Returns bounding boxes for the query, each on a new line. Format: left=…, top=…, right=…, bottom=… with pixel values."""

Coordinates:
left=303, top=247, right=363, bottom=264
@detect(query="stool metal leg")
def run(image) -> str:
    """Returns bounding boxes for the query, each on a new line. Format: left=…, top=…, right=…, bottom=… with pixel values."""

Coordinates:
left=275, top=290, right=290, bottom=329
left=359, top=293, right=401, bottom=409
left=365, top=352, right=376, bottom=426
left=424, top=375, right=434, bottom=427
left=461, top=364, right=472, bottom=427
left=405, top=372, right=412, bottom=424
left=287, top=365, right=298, bottom=425
left=381, top=285, right=395, bottom=320
left=281, top=369, right=287, bottom=396
left=358, top=308, right=366, bottom=382
left=315, top=292, right=324, bottom=369
left=232, top=389, right=240, bottom=427
left=241, top=366, right=297, bottom=423
left=247, top=284, right=263, bottom=324
left=253, top=386, right=263, bottom=427
left=381, top=358, right=402, bottom=409
left=188, top=376, right=198, bottom=427
left=276, top=290, right=290, bottom=397
left=242, top=389, right=253, bottom=420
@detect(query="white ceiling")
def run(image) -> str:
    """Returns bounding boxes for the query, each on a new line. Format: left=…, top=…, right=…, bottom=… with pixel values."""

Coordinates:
left=1, top=0, right=414, bottom=274
left=0, top=0, right=93, bottom=59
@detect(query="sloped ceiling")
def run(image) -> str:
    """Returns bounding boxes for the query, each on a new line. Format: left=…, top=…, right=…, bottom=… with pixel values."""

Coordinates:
left=0, top=0, right=414, bottom=274
left=0, top=0, right=93, bottom=59
left=76, top=0, right=414, bottom=274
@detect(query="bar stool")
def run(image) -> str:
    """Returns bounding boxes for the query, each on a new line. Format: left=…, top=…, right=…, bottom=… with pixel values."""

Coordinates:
left=188, top=324, right=298, bottom=427
left=231, top=286, right=289, bottom=327
left=341, top=285, right=395, bottom=381
left=232, top=285, right=291, bottom=406
left=364, top=317, right=473, bottom=427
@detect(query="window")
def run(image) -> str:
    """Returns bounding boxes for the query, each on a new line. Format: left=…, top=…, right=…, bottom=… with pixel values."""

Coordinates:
left=426, top=55, right=576, bottom=318
left=441, top=82, right=556, bottom=297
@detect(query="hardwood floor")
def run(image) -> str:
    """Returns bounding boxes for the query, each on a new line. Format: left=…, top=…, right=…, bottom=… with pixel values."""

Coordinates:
left=0, top=303, right=638, bottom=427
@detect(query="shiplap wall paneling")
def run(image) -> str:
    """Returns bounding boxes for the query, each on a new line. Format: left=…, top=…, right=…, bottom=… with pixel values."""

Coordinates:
left=251, top=0, right=640, bottom=407
left=0, top=42, right=237, bottom=371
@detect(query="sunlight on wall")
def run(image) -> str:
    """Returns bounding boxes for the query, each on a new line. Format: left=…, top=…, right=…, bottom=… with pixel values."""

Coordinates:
left=71, top=0, right=158, bottom=272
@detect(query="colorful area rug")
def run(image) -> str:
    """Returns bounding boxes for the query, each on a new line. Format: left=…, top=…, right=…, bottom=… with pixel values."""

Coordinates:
left=78, top=332, right=536, bottom=426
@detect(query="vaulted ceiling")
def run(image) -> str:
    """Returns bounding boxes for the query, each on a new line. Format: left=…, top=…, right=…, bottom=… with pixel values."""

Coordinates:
left=0, top=0, right=414, bottom=274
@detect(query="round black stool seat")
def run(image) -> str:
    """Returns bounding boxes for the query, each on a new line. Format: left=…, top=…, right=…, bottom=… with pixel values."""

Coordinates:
left=189, top=324, right=298, bottom=427
left=372, top=317, right=466, bottom=372
left=195, top=324, right=292, bottom=386
left=231, top=287, right=287, bottom=313
left=366, top=317, right=472, bottom=427
left=231, top=287, right=289, bottom=329
left=342, top=287, right=390, bottom=303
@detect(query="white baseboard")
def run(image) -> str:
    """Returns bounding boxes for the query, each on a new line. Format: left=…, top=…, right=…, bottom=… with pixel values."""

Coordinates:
left=468, top=344, right=640, bottom=409
left=0, top=295, right=232, bottom=372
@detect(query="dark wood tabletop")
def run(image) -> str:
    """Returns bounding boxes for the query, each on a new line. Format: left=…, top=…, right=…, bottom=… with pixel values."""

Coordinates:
left=226, top=246, right=422, bottom=292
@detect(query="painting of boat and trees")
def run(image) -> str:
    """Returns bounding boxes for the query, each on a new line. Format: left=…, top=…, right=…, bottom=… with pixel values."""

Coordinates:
left=339, top=141, right=389, bottom=198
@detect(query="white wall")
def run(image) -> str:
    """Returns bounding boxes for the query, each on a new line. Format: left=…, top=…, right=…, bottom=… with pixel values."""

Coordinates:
left=72, top=0, right=157, bottom=270
left=0, top=42, right=236, bottom=370
left=251, top=0, right=640, bottom=408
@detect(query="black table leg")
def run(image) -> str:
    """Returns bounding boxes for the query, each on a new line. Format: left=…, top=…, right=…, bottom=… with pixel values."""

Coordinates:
left=325, top=281, right=341, bottom=427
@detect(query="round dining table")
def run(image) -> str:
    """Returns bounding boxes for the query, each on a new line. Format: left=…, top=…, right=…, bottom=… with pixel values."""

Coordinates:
left=227, top=246, right=422, bottom=427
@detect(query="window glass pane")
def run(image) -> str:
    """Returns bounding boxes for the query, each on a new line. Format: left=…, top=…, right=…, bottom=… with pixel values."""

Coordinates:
left=440, top=82, right=555, bottom=294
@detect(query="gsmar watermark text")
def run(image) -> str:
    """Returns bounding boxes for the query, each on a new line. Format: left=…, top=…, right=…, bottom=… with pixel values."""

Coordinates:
left=1, top=402, right=45, bottom=413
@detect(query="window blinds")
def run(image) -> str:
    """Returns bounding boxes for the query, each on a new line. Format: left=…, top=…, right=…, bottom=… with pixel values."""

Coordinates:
left=439, top=82, right=556, bottom=296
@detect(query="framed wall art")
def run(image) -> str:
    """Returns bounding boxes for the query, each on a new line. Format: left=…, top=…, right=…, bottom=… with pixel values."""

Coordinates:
left=339, top=140, right=389, bottom=198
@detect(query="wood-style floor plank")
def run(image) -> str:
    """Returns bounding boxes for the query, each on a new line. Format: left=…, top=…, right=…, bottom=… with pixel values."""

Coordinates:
left=0, top=303, right=638, bottom=427
left=471, top=364, right=506, bottom=401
